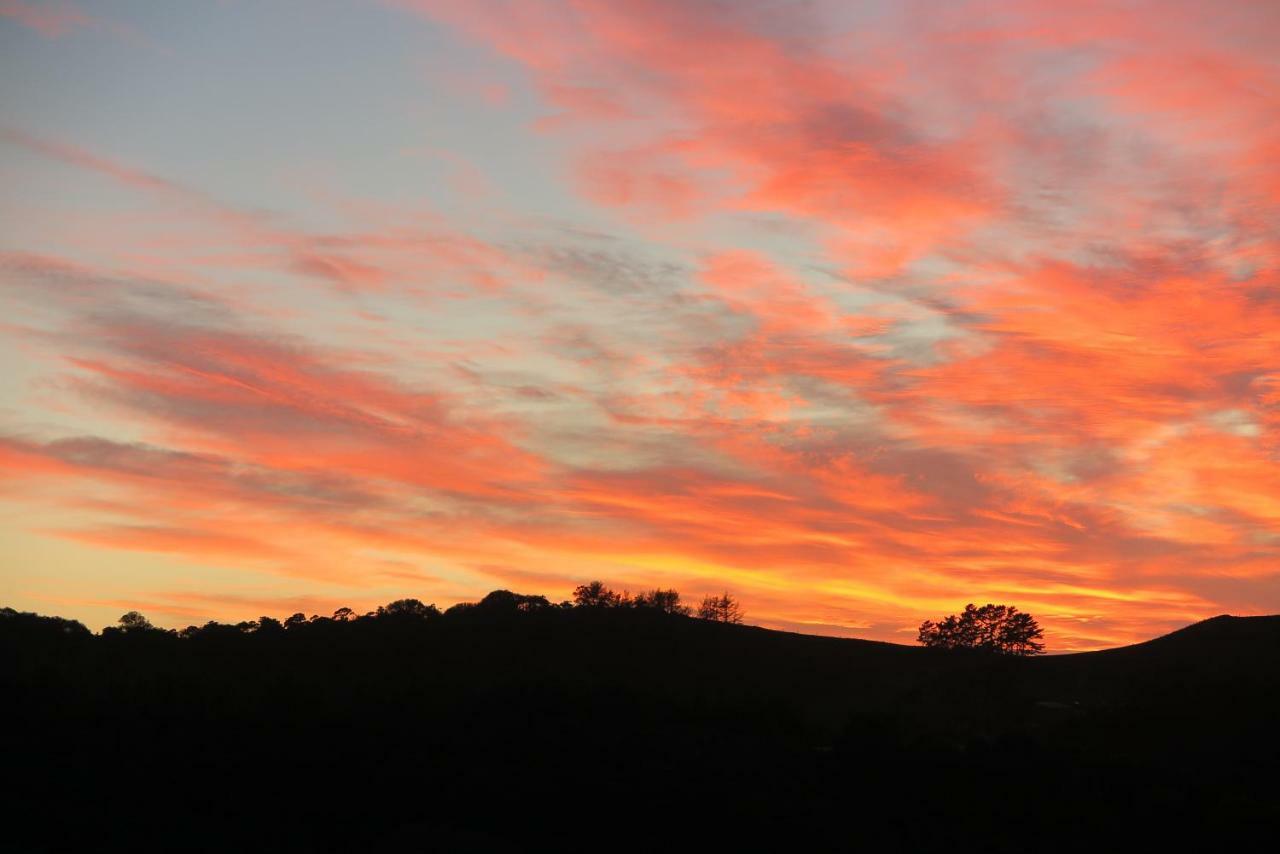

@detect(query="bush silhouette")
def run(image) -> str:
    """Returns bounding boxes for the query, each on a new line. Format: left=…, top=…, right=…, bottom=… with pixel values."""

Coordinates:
left=917, top=603, right=1044, bottom=655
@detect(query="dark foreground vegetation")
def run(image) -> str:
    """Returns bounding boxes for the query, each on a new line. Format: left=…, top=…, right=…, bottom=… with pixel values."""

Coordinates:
left=5, top=588, right=1279, bottom=851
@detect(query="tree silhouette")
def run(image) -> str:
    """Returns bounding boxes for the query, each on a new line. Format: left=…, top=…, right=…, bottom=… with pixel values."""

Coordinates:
left=917, top=603, right=1044, bottom=655
left=476, top=590, right=552, bottom=614
left=632, top=588, right=690, bottom=616
left=572, top=581, right=628, bottom=608
left=377, top=598, right=440, bottom=620
left=255, top=616, right=284, bottom=636
left=696, top=593, right=744, bottom=624
left=117, top=611, right=155, bottom=632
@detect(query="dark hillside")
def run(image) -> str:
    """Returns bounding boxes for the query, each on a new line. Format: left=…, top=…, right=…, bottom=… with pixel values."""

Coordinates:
left=1094, top=613, right=1280, bottom=661
left=4, top=602, right=1278, bottom=851
left=1024, top=614, right=1280, bottom=698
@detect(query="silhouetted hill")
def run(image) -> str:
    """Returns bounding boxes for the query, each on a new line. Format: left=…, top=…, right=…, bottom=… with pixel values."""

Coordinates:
left=1100, top=613, right=1280, bottom=659
left=1022, top=614, right=1280, bottom=704
left=3, top=601, right=1277, bottom=851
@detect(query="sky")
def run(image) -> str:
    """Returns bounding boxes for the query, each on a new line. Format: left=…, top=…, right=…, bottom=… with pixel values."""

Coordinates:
left=1, top=0, right=1278, bottom=650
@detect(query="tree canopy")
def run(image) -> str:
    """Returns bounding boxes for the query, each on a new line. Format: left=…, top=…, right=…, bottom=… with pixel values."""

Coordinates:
left=572, top=580, right=629, bottom=608
left=917, top=603, right=1045, bottom=655
left=117, top=611, right=155, bottom=632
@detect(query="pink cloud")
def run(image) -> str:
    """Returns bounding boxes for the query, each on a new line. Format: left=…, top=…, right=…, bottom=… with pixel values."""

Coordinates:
left=1, top=1, right=90, bottom=37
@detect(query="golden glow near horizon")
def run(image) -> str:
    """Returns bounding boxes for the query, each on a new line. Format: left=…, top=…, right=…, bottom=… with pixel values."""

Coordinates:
left=2, top=1, right=1279, bottom=651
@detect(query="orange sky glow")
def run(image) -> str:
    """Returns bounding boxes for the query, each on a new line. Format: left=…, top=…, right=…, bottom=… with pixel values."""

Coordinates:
left=2, top=1, right=1278, bottom=650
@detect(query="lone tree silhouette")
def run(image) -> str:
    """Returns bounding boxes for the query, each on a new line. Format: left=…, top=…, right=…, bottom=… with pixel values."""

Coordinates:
left=918, top=603, right=1045, bottom=655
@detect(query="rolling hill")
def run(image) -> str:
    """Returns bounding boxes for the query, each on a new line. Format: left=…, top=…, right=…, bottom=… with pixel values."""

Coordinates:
left=4, top=601, right=1277, bottom=850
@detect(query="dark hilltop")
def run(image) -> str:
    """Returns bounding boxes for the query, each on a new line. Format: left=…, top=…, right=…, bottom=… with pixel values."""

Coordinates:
left=5, top=589, right=1278, bottom=851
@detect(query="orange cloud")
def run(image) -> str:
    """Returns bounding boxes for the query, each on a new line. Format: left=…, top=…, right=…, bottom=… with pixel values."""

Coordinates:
left=407, top=0, right=1000, bottom=274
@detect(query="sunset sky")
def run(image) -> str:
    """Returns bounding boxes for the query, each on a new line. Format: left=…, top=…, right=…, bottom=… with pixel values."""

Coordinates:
left=2, top=1, right=1278, bottom=650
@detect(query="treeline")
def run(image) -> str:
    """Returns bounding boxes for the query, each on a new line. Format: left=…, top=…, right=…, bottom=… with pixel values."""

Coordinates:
left=2, top=581, right=743, bottom=645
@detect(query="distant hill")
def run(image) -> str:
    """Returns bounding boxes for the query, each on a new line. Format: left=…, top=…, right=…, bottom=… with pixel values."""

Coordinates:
left=3, top=601, right=1277, bottom=850
left=1097, top=613, right=1280, bottom=659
